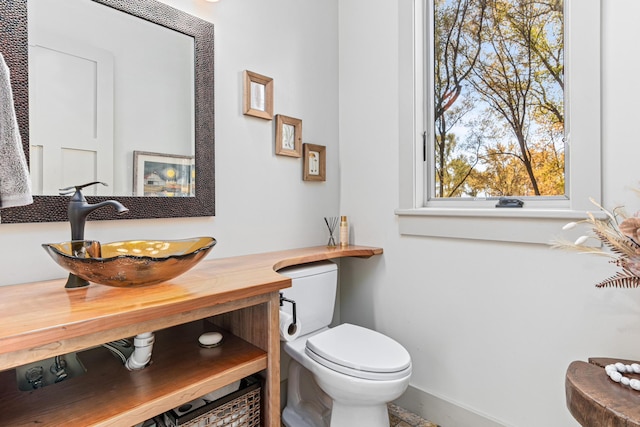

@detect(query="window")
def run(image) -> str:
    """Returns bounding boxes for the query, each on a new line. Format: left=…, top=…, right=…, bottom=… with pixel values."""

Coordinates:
left=431, top=0, right=564, bottom=200
left=396, top=0, right=602, bottom=244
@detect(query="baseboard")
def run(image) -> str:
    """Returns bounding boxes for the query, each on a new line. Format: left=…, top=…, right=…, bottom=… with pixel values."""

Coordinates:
left=393, top=385, right=507, bottom=427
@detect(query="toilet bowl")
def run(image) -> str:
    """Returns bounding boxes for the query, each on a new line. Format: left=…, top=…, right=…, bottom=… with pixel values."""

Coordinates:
left=283, top=324, right=412, bottom=427
left=279, top=261, right=412, bottom=427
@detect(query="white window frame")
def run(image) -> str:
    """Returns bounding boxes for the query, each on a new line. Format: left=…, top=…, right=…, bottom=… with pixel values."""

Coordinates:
left=395, top=0, right=602, bottom=245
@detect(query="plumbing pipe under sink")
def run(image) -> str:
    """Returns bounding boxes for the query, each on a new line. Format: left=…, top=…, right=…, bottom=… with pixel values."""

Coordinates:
left=102, top=332, right=155, bottom=370
left=16, top=353, right=87, bottom=391
left=125, top=332, right=155, bottom=371
left=17, top=332, right=156, bottom=391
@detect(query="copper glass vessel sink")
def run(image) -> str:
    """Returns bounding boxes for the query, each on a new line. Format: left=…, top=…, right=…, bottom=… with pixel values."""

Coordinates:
left=42, top=237, right=216, bottom=287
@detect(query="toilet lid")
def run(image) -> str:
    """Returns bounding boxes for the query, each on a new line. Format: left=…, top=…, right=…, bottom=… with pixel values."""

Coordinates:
left=305, top=323, right=411, bottom=381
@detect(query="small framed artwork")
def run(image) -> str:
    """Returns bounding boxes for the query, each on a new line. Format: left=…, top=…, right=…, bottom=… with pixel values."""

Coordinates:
left=275, top=114, right=303, bottom=157
left=303, top=143, right=326, bottom=181
left=243, top=70, right=274, bottom=120
left=133, top=151, right=195, bottom=197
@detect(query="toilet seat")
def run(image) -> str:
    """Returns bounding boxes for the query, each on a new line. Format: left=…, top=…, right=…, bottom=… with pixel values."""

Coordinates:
left=305, top=323, right=411, bottom=381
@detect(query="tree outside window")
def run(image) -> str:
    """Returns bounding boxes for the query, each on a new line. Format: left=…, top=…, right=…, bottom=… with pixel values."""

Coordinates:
left=431, top=0, right=564, bottom=198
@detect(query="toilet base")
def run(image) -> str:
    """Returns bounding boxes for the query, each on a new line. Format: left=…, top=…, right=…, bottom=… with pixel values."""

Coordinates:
left=283, top=397, right=391, bottom=427
left=283, top=359, right=391, bottom=427
left=330, top=402, right=390, bottom=427
left=282, top=359, right=331, bottom=427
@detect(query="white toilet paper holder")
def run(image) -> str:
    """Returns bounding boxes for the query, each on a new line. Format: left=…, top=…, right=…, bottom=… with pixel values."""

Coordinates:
left=279, top=292, right=297, bottom=327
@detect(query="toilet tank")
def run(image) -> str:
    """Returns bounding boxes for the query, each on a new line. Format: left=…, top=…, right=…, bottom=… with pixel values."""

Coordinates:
left=278, top=260, right=338, bottom=336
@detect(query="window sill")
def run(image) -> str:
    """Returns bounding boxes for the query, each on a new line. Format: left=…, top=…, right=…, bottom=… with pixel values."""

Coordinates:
left=395, top=208, right=604, bottom=245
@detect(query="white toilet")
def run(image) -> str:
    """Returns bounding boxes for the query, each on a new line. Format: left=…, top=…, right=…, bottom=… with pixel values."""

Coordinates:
left=279, top=261, right=412, bottom=427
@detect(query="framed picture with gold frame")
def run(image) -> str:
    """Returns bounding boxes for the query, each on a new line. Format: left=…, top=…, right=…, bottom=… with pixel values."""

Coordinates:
left=303, top=143, right=326, bottom=181
left=243, top=70, right=274, bottom=120
left=275, top=114, right=302, bottom=157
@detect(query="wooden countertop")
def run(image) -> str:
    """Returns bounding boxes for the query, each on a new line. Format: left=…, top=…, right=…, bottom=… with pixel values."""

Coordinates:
left=566, top=357, right=640, bottom=426
left=0, top=245, right=382, bottom=370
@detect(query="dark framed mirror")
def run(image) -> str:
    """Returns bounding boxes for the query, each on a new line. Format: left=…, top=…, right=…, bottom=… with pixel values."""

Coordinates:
left=0, top=0, right=214, bottom=223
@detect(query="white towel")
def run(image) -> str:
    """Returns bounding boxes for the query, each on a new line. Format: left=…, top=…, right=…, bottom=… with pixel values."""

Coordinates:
left=0, top=52, right=32, bottom=213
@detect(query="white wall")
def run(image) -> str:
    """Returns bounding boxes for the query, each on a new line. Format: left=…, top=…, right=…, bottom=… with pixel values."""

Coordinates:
left=339, top=0, right=640, bottom=426
left=0, top=0, right=339, bottom=286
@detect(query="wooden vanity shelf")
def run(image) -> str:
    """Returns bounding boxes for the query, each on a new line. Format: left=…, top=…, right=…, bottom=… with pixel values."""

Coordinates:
left=0, top=245, right=382, bottom=426
left=0, top=322, right=265, bottom=426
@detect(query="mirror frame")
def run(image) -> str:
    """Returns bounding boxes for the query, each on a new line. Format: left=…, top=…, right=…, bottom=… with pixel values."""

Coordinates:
left=0, top=0, right=215, bottom=223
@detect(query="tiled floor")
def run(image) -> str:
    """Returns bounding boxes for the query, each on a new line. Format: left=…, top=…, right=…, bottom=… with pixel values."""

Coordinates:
left=388, top=403, right=439, bottom=427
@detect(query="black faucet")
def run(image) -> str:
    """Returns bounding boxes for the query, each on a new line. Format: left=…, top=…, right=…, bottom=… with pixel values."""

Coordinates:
left=60, top=182, right=129, bottom=288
